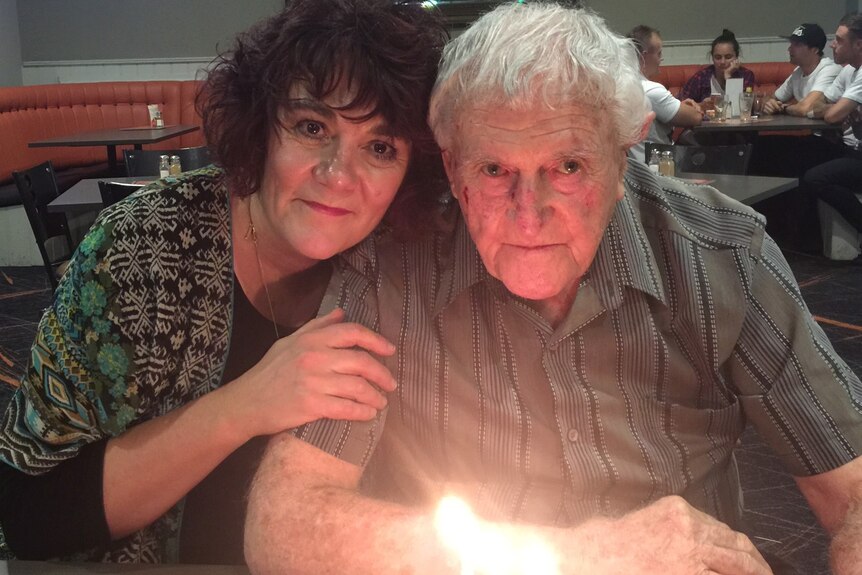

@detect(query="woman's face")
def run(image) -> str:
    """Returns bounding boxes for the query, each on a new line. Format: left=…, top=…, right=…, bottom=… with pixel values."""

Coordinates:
left=711, top=42, right=737, bottom=72
left=254, top=82, right=411, bottom=269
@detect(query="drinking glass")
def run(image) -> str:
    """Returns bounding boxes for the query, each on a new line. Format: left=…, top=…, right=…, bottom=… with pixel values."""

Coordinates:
left=713, top=95, right=726, bottom=122
left=753, top=92, right=765, bottom=115
left=739, top=91, right=754, bottom=122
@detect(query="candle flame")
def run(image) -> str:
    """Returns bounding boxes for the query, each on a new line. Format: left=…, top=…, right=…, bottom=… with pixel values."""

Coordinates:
left=434, top=495, right=560, bottom=575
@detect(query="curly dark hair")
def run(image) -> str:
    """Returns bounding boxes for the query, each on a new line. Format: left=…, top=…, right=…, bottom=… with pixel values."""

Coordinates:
left=198, top=0, right=449, bottom=233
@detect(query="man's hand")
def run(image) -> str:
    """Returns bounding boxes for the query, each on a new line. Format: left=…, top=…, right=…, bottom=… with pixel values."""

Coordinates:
left=681, top=98, right=702, bottom=113
left=571, top=496, right=773, bottom=575
left=762, top=98, right=784, bottom=115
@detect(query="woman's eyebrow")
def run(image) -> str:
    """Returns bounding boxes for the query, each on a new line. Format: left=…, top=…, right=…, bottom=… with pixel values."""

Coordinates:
left=288, top=98, right=336, bottom=118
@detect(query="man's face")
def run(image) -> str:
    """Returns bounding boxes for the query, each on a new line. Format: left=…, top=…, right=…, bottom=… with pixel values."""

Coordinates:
left=832, top=25, right=862, bottom=66
left=442, top=102, right=627, bottom=312
left=787, top=40, right=815, bottom=66
left=642, top=34, right=663, bottom=78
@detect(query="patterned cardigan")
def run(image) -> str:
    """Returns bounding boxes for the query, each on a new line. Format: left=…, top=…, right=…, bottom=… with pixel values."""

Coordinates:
left=0, top=166, right=235, bottom=562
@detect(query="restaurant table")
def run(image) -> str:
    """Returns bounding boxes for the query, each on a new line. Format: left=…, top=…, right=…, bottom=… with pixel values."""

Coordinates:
left=47, top=177, right=152, bottom=214
left=0, top=561, right=248, bottom=574
left=692, top=115, right=841, bottom=134
left=676, top=172, right=798, bottom=205
left=29, top=125, right=199, bottom=174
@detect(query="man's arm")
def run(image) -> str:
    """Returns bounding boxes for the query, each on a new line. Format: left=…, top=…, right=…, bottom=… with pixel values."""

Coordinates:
left=670, top=99, right=703, bottom=127
left=785, top=91, right=827, bottom=117
left=795, top=456, right=862, bottom=575
left=814, top=96, right=859, bottom=124
left=244, top=433, right=772, bottom=575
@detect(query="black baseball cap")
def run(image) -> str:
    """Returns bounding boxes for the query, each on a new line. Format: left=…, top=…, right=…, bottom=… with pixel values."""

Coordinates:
left=782, top=23, right=827, bottom=51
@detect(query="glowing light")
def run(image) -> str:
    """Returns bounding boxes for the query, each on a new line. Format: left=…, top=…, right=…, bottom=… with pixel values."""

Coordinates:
left=421, top=0, right=438, bottom=9
left=434, top=495, right=560, bottom=575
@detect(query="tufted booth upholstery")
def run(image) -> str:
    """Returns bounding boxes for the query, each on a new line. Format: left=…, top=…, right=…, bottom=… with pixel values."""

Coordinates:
left=652, top=62, right=797, bottom=99
left=0, top=80, right=205, bottom=206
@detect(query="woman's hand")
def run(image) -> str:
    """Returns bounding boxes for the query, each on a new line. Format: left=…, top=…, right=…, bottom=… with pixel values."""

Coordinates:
left=724, top=58, right=741, bottom=79
left=220, top=308, right=397, bottom=440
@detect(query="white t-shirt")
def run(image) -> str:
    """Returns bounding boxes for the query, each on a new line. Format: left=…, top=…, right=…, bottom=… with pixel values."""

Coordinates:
left=773, top=57, right=842, bottom=102
left=824, top=64, right=862, bottom=147
left=630, top=78, right=682, bottom=163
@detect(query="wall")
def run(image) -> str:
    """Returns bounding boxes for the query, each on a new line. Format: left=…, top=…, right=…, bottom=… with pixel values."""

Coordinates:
left=16, top=0, right=862, bottom=85
left=592, top=0, right=847, bottom=41
left=18, top=0, right=283, bottom=84
left=0, top=0, right=22, bottom=86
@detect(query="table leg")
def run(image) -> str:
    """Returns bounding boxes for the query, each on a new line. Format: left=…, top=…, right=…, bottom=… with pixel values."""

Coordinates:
left=107, top=144, right=118, bottom=175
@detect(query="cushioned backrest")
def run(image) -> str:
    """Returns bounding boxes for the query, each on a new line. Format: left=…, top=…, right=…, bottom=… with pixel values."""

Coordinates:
left=0, top=81, right=205, bottom=183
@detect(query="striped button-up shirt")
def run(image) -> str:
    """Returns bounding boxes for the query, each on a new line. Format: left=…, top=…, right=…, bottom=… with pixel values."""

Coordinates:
left=299, top=160, right=862, bottom=528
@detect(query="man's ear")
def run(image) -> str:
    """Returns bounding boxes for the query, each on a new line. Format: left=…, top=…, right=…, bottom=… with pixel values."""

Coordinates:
left=620, top=111, right=655, bottom=158
left=637, top=111, right=655, bottom=144
left=441, top=149, right=459, bottom=200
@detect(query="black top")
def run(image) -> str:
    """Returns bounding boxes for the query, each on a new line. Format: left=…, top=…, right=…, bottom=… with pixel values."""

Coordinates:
left=178, top=279, right=287, bottom=564
left=0, top=278, right=288, bottom=563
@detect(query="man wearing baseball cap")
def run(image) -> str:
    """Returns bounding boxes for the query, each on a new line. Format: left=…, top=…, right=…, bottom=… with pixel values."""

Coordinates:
left=763, top=23, right=842, bottom=116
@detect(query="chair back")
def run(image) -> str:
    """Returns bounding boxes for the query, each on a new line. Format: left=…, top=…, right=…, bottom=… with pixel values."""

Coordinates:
left=12, top=161, right=73, bottom=290
left=124, top=146, right=210, bottom=176
left=98, top=181, right=142, bottom=208
left=645, top=142, right=752, bottom=176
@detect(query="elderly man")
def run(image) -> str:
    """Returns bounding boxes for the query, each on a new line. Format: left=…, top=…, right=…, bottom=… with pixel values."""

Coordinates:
left=762, top=23, right=842, bottom=116
left=627, top=25, right=702, bottom=163
left=245, top=5, right=862, bottom=575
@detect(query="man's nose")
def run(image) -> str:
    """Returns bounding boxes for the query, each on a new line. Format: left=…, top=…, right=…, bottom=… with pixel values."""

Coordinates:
left=509, top=176, right=551, bottom=234
left=314, top=142, right=359, bottom=192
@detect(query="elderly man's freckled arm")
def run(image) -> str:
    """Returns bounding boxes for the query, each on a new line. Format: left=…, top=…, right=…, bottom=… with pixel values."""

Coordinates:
left=244, top=434, right=772, bottom=575
left=795, top=456, right=862, bottom=574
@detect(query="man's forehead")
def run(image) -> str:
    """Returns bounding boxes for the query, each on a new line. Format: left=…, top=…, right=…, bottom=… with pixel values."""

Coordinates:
left=451, top=106, right=607, bottom=160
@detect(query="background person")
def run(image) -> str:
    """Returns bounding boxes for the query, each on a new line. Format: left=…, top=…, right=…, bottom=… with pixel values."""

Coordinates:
left=627, top=24, right=702, bottom=162
left=679, top=28, right=756, bottom=104
left=0, top=0, right=446, bottom=564
left=761, top=23, right=842, bottom=117
left=748, top=23, right=843, bottom=253
left=802, top=12, right=862, bottom=245
left=246, top=4, right=862, bottom=574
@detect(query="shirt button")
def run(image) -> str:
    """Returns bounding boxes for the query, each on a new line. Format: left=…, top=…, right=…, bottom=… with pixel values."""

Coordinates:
left=566, top=428, right=579, bottom=442
left=549, top=341, right=559, bottom=351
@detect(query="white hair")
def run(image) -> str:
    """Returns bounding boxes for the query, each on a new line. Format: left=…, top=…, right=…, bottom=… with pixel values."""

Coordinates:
left=429, top=2, right=649, bottom=151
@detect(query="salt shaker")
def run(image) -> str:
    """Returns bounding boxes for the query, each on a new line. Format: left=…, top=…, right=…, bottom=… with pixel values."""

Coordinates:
left=169, top=155, right=182, bottom=176
left=158, top=155, right=170, bottom=178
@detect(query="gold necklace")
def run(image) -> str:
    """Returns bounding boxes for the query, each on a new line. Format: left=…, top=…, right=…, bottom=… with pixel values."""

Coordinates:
left=245, top=201, right=280, bottom=339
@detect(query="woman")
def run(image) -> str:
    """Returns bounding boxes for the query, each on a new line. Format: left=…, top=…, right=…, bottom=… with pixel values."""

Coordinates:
left=0, top=0, right=446, bottom=564
left=679, top=29, right=756, bottom=103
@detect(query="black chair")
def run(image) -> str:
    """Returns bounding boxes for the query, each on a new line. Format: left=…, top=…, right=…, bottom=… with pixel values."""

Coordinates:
left=123, top=146, right=211, bottom=177
left=644, top=143, right=753, bottom=175
left=12, top=162, right=74, bottom=290
left=98, top=180, right=142, bottom=208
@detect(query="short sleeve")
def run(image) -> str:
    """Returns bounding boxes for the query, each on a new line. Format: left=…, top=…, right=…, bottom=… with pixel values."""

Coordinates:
left=725, top=234, right=862, bottom=477
left=811, top=63, right=843, bottom=95
left=825, top=66, right=851, bottom=103
left=772, top=74, right=793, bottom=102
left=645, top=82, right=682, bottom=123
left=841, top=68, right=862, bottom=104
left=292, top=251, right=387, bottom=469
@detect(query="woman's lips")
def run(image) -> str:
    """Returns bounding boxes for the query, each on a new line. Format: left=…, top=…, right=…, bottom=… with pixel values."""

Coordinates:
left=302, top=200, right=352, bottom=216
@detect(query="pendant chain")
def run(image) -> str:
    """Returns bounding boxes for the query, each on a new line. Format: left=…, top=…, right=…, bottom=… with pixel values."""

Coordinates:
left=245, top=202, right=280, bottom=340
